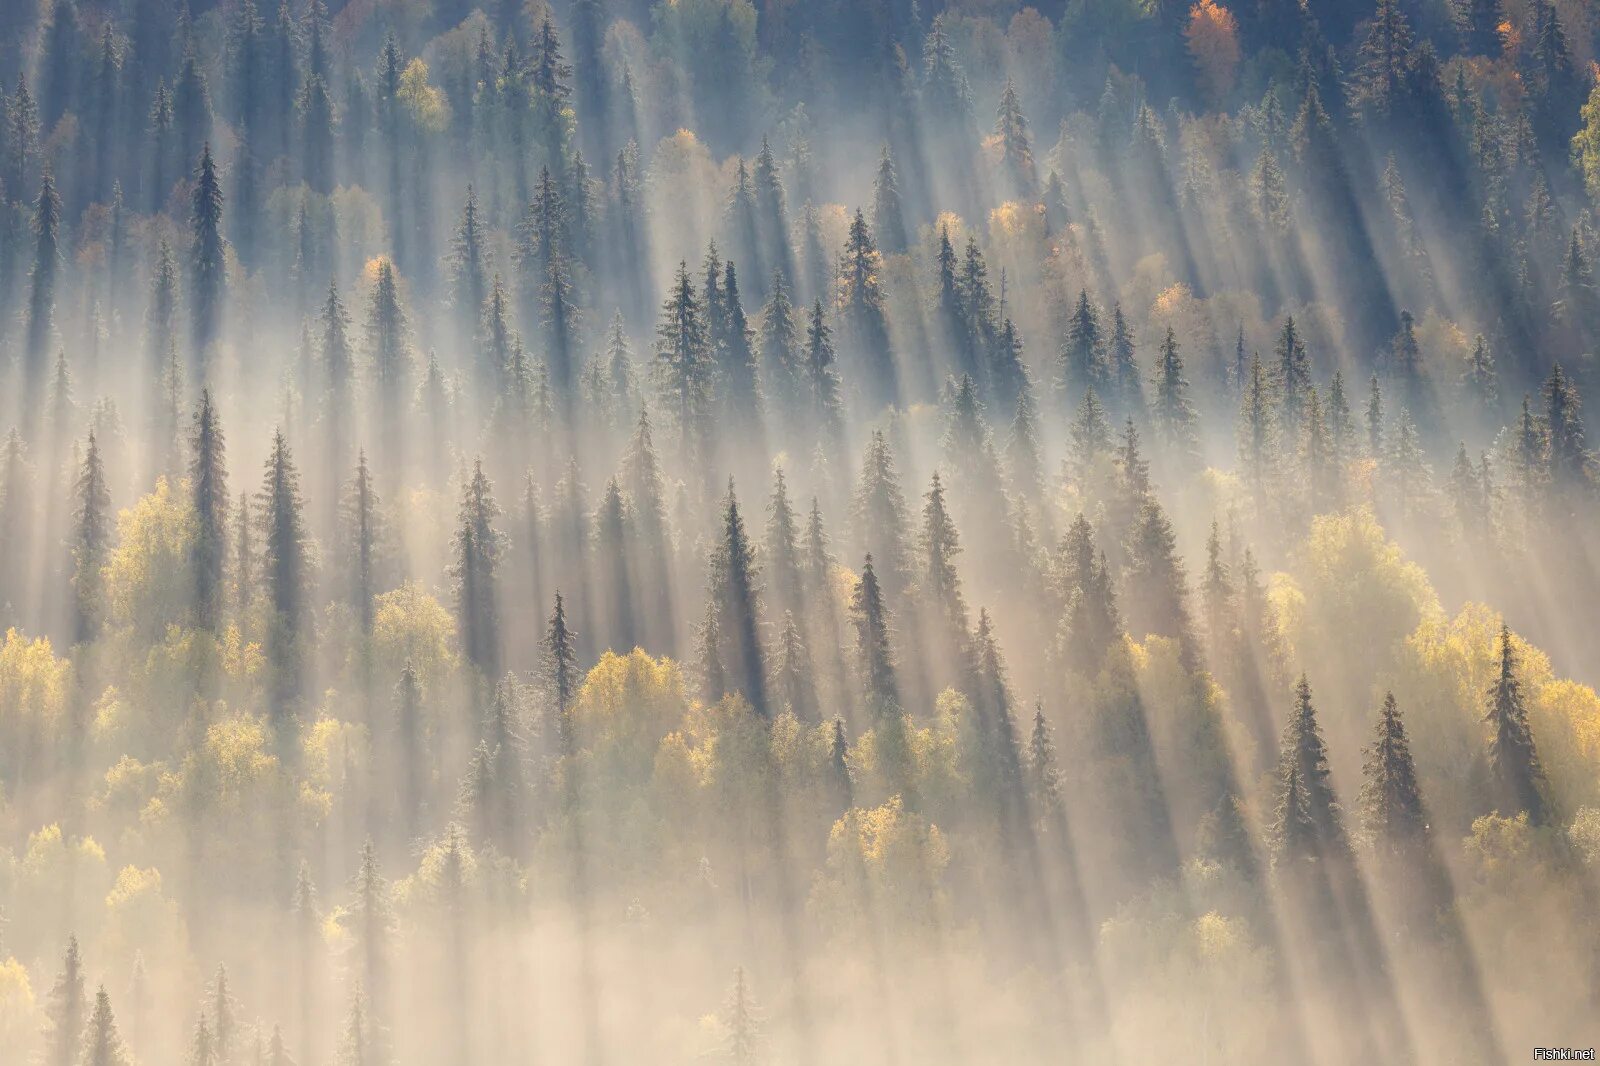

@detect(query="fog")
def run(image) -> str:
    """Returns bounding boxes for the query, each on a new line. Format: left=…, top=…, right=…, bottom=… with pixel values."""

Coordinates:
left=0, top=0, right=1598, bottom=1063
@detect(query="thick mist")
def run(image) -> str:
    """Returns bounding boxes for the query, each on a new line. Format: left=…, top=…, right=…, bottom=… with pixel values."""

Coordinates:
left=0, top=0, right=1598, bottom=1064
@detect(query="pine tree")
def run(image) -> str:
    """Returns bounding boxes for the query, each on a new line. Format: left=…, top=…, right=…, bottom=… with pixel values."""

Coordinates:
left=765, top=468, right=804, bottom=619
left=1149, top=326, right=1199, bottom=462
left=722, top=967, right=762, bottom=1066
left=69, top=431, right=112, bottom=644
left=80, top=985, right=131, bottom=1066
left=1275, top=316, right=1311, bottom=437
left=190, top=143, right=226, bottom=377
left=1272, top=676, right=1352, bottom=864
left=708, top=482, right=768, bottom=715
left=187, top=1013, right=216, bottom=1066
left=343, top=451, right=382, bottom=634
left=22, top=171, right=60, bottom=431
left=1106, top=304, right=1142, bottom=415
left=1359, top=692, right=1430, bottom=860
left=1463, top=334, right=1499, bottom=420
left=802, top=300, right=845, bottom=445
left=1057, top=514, right=1122, bottom=676
left=349, top=840, right=394, bottom=1021
left=544, top=592, right=579, bottom=753
left=452, top=460, right=503, bottom=680
left=851, top=553, right=899, bottom=712
left=872, top=146, right=908, bottom=254
left=43, top=935, right=86, bottom=1066
left=759, top=274, right=801, bottom=428
left=718, top=261, right=764, bottom=431
left=994, top=79, right=1038, bottom=198
left=1059, top=289, right=1106, bottom=405
left=190, top=390, right=229, bottom=633
left=1122, top=495, right=1197, bottom=662
left=319, top=279, right=354, bottom=477
left=837, top=209, right=897, bottom=409
left=448, top=185, right=490, bottom=347
left=918, top=471, right=969, bottom=654
left=773, top=612, right=816, bottom=722
left=1069, top=387, right=1113, bottom=485
left=208, top=964, right=237, bottom=1066
left=259, top=429, right=309, bottom=724
left=364, top=258, right=412, bottom=471
left=654, top=261, right=714, bottom=466
left=851, top=430, right=913, bottom=598
left=1485, top=625, right=1550, bottom=824
left=1544, top=362, right=1592, bottom=496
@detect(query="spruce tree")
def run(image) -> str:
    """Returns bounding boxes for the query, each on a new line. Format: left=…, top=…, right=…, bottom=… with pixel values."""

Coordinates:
left=1272, top=676, right=1352, bottom=864
left=708, top=482, right=768, bottom=715
left=802, top=300, right=845, bottom=446
left=451, top=460, right=504, bottom=680
left=837, top=209, right=897, bottom=409
left=851, top=554, right=900, bottom=712
left=80, top=985, right=131, bottom=1066
left=544, top=592, right=579, bottom=753
left=259, top=429, right=309, bottom=725
left=343, top=451, right=382, bottom=635
left=1359, top=692, right=1430, bottom=861
left=1149, top=326, right=1199, bottom=462
left=872, top=146, right=908, bottom=255
left=22, top=170, right=60, bottom=431
left=43, top=935, right=86, bottom=1066
left=1057, top=514, right=1122, bottom=676
left=851, top=430, right=913, bottom=598
left=1485, top=625, right=1550, bottom=824
left=190, top=390, right=229, bottom=633
left=190, top=143, right=226, bottom=378
left=1059, top=289, right=1106, bottom=406
left=68, top=432, right=112, bottom=645
left=653, top=261, right=714, bottom=466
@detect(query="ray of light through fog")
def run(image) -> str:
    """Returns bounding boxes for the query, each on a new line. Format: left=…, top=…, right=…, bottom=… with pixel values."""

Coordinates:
left=1, top=0, right=1600, bottom=1063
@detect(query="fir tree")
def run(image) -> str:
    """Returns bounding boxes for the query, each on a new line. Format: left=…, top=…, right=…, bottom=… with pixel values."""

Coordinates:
left=1272, top=676, right=1352, bottom=864
left=43, top=935, right=86, bottom=1066
left=837, top=209, right=897, bottom=409
left=1485, top=625, right=1550, bottom=824
left=1057, top=514, right=1122, bottom=676
left=872, top=146, right=908, bottom=254
left=851, top=430, right=913, bottom=598
left=22, top=171, right=60, bottom=429
left=1359, top=692, right=1430, bottom=860
left=69, top=431, right=112, bottom=644
left=708, top=482, right=768, bottom=715
left=851, top=553, right=900, bottom=712
left=1059, top=289, right=1106, bottom=405
left=258, top=429, right=309, bottom=724
left=1150, top=326, right=1199, bottom=462
left=343, top=451, right=382, bottom=634
left=452, top=460, right=503, bottom=680
left=654, top=261, right=714, bottom=466
left=544, top=592, right=579, bottom=752
left=801, top=300, right=844, bottom=445
left=80, top=985, right=131, bottom=1066
left=190, top=144, right=227, bottom=377
left=190, top=390, right=229, bottom=633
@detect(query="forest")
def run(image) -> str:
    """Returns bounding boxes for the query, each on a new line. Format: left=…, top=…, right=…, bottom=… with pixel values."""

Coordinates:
left=1, top=0, right=1600, bottom=1061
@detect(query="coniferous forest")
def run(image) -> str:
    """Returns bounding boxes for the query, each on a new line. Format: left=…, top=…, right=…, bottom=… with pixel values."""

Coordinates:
left=6, top=0, right=1600, bottom=1061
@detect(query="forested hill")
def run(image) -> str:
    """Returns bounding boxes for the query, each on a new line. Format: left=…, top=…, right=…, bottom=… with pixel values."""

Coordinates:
left=0, top=0, right=1598, bottom=1063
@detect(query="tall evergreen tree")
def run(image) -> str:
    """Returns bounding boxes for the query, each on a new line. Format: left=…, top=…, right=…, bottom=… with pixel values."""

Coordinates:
left=1485, top=625, right=1550, bottom=824
left=190, top=390, right=229, bottom=633
left=259, top=429, right=309, bottom=726
left=708, top=482, right=768, bottom=714
left=190, top=144, right=226, bottom=378
left=452, top=460, right=503, bottom=680
left=69, top=432, right=112, bottom=644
